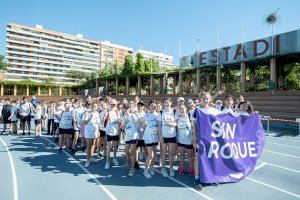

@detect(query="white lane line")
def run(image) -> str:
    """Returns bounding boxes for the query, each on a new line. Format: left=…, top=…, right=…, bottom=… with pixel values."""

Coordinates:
left=263, top=162, right=300, bottom=174
left=41, top=136, right=118, bottom=200
left=264, top=150, right=300, bottom=159
left=151, top=167, right=213, bottom=200
left=0, top=137, right=19, bottom=200
left=267, top=141, right=300, bottom=149
left=246, top=177, right=300, bottom=199
left=267, top=136, right=300, bottom=142
left=254, top=163, right=267, bottom=171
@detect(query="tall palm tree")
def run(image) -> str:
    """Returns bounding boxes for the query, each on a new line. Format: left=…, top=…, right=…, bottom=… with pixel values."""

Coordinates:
left=265, top=9, right=279, bottom=55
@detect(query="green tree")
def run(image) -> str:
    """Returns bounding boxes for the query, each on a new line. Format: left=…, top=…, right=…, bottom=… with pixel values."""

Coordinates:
left=100, top=62, right=113, bottom=79
left=122, top=55, right=135, bottom=76
left=135, top=53, right=145, bottom=75
left=113, top=61, right=122, bottom=77
left=0, top=55, right=9, bottom=71
left=145, top=58, right=160, bottom=73
left=65, top=70, right=88, bottom=83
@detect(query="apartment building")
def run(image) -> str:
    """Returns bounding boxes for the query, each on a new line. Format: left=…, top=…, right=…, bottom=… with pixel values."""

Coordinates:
left=134, top=49, right=173, bottom=67
left=100, top=40, right=133, bottom=68
left=5, top=23, right=101, bottom=84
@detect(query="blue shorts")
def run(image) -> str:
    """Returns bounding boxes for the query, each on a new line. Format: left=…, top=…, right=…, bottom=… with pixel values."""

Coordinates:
left=163, top=137, right=176, bottom=144
left=106, top=135, right=120, bottom=142
left=126, top=139, right=137, bottom=144
left=35, top=119, right=41, bottom=125
left=145, top=142, right=158, bottom=147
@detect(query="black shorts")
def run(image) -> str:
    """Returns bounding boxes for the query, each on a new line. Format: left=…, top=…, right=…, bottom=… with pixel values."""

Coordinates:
left=145, top=142, right=158, bottom=147
left=126, top=139, right=137, bottom=144
left=3, top=119, right=11, bottom=124
left=106, top=135, right=119, bottom=142
left=163, top=137, right=177, bottom=144
left=35, top=119, right=41, bottom=125
left=178, top=142, right=193, bottom=149
left=20, top=115, right=31, bottom=122
left=59, top=128, right=72, bottom=135
left=136, top=140, right=145, bottom=147
left=100, top=130, right=106, bottom=137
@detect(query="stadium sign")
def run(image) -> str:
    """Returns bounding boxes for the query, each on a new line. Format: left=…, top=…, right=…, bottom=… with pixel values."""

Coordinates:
left=188, top=29, right=300, bottom=67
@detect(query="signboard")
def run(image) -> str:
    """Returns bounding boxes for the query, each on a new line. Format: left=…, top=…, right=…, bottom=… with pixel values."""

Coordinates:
left=187, top=29, right=300, bottom=67
left=194, top=108, right=266, bottom=183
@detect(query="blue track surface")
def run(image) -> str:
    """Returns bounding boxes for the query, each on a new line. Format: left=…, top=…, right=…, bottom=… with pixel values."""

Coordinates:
left=1, top=128, right=300, bottom=200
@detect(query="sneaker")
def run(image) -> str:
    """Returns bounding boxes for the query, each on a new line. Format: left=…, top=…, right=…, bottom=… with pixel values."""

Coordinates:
left=189, top=167, right=195, bottom=176
left=161, top=168, right=168, bottom=177
left=71, top=149, right=76, bottom=155
left=169, top=168, right=175, bottom=177
left=85, top=160, right=90, bottom=167
left=58, top=147, right=62, bottom=152
left=22, top=132, right=25, bottom=136
left=105, top=161, right=110, bottom=170
left=97, top=153, right=103, bottom=160
left=149, top=167, right=155, bottom=176
left=178, top=166, right=185, bottom=175
left=27, top=132, right=31, bottom=135
left=143, top=170, right=152, bottom=179
left=81, top=146, right=86, bottom=152
left=134, top=161, right=140, bottom=169
left=128, top=168, right=135, bottom=176
left=194, top=179, right=203, bottom=191
left=54, top=138, right=59, bottom=143
left=112, top=158, right=119, bottom=166
left=138, top=152, right=144, bottom=160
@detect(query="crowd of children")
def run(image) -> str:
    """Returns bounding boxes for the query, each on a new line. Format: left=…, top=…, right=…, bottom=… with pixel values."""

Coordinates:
left=0, top=93, right=255, bottom=190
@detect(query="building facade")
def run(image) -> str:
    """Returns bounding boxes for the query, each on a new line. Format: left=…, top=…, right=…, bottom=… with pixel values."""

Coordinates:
left=134, top=49, right=173, bottom=67
left=6, top=23, right=101, bottom=84
left=100, top=40, right=133, bottom=68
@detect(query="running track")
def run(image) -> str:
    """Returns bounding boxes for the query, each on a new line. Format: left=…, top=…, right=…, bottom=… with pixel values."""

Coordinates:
left=1, top=129, right=300, bottom=200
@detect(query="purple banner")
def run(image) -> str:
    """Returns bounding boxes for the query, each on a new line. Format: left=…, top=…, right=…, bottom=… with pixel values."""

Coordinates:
left=195, top=108, right=266, bottom=183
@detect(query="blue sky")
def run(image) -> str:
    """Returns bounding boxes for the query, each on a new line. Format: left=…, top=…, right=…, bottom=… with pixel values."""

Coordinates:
left=1, top=0, right=299, bottom=65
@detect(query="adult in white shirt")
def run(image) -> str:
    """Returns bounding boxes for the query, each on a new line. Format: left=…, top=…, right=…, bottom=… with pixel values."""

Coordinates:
left=142, top=100, right=159, bottom=179
left=33, top=102, right=42, bottom=136
left=19, top=97, right=33, bottom=135
left=120, top=104, right=139, bottom=176
left=82, top=102, right=101, bottom=167
left=157, top=97, right=177, bottom=177
left=47, top=101, right=55, bottom=135
left=71, top=99, right=86, bottom=155
left=9, top=100, right=18, bottom=135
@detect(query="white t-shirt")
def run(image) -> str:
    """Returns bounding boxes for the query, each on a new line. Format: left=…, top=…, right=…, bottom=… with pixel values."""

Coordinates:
left=10, top=106, right=18, bottom=122
left=177, top=114, right=192, bottom=145
left=136, top=111, right=146, bottom=140
left=99, top=111, right=107, bottom=131
left=83, top=111, right=100, bottom=139
left=19, top=102, right=32, bottom=116
left=122, top=113, right=139, bottom=141
left=157, top=108, right=177, bottom=138
left=34, top=105, right=42, bottom=120
left=144, top=112, right=159, bottom=144
left=72, top=107, right=86, bottom=131
left=59, top=111, right=73, bottom=129
left=105, top=110, right=120, bottom=136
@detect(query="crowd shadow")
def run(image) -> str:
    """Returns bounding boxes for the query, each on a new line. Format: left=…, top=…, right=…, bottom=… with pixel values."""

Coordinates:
left=7, top=136, right=196, bottom=189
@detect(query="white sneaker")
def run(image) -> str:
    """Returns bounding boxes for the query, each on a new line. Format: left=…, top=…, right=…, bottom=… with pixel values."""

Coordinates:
left=161, top=168, right=168, bottom=177
left=85, top=160, right=90, bottom=167
left=143, top=170, right=152, bottom=179
left=169, top=168, right=175, bottom=177
left=112, top=158, right=119, bottom=166
left=149, top=167, right=155, bottom=176
left=128, top=168, right=135, bottom=176
left=105, top=161, right=110, bottom=170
